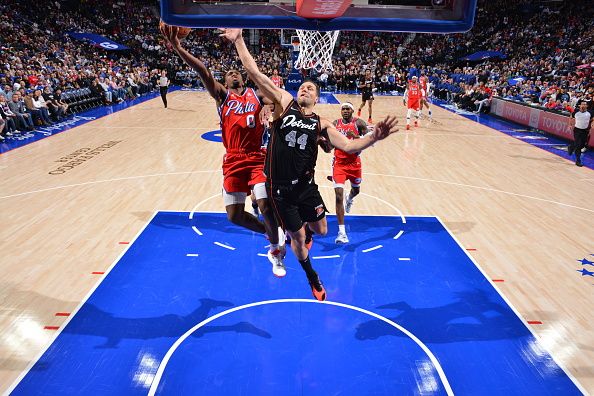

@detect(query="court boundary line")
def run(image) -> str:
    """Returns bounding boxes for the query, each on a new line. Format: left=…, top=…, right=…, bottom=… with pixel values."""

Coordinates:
left=436, top=216, right=588, bottom=395
left=3, top=211, right=160, bottom=396
left=147, top=299, right=454, bottom=396
left=318, top=185, right=407, bottom=239
left=361, top=172, right=594, bottom=214
left=160, top=209, right=436, bottom=218
left=189, top=193, right=221, bottom=220
left=0, top=170, right=221, bottom=200
left=4, top=168, right=591, bottom=214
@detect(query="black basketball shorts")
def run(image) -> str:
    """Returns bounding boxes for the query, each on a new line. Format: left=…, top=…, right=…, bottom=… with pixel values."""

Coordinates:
left=267, top=179, right=328, bottom=233
left=362, top=92, right=374, bottom=102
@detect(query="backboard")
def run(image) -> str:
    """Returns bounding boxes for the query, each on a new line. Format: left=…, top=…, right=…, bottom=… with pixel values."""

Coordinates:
left=160, top=0, right=478, bottom=33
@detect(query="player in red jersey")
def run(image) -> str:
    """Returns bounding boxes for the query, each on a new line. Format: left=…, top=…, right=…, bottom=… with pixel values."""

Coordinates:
left=331, top=102, right=368, bottom=244
left=162, top=25, right=286, bottom=277
left=221, top=28, right=399, bottom=301
left=271, top=70, right=284, bottom=89
left=419, top=71, right=433, bottom=121
left=403, top=76, right=423, bottom=130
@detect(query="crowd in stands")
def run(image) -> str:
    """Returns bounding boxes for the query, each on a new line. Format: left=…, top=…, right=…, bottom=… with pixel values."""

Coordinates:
left=0, top=0, right=165, bottom=140
left=1, top=0, right=593, bottom=140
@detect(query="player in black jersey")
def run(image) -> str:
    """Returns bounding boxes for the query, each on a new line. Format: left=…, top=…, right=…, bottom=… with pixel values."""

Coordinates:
left=221, top=28, right=399, bottom=301
left=357, top=69, right=374, bottom=124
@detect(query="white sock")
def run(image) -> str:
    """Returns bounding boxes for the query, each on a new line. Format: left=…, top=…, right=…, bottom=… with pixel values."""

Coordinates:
left=270, top=243, right=279, bottom=252
left=338, top=224, right=346, bottom=234
left=278, top=227, right=286, bottom=244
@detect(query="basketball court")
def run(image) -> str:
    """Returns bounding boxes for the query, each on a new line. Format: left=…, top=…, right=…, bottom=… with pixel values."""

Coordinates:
left=1, top=0, right=594, bottom=394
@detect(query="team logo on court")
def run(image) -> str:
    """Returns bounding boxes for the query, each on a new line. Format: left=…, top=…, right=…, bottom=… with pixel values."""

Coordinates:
left=48, top=141, right=122, bottom=175
left=202, top=129, right=223, bottom=142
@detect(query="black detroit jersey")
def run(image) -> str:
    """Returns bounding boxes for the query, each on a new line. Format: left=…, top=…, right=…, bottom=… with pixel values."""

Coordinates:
left=265, top=100, right=321, bottom=184
left=361, top=79, right=373, bottom=95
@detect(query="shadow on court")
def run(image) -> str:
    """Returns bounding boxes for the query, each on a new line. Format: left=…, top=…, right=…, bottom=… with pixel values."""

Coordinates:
left=62, top=298, right=271, bottom=349
left=355, top=289, right=531, bottom=343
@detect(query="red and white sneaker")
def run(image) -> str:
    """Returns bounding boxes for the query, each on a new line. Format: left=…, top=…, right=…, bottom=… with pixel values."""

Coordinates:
left=406, top=124, right=410, bottom=130
left=414, top=121, right=418, bottom=127
left=268, top=249, right=286, bottom=277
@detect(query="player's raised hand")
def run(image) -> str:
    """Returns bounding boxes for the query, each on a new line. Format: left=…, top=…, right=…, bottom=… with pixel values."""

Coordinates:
left=219, top=28, right=243, bottom=43
left=373, top=115, right=399, bottom=141
left=160, top=22, right=181, bottom=49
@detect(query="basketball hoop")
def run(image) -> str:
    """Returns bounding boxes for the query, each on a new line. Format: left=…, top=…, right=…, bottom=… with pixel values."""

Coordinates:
left=293, top=30, right=340, bottom=73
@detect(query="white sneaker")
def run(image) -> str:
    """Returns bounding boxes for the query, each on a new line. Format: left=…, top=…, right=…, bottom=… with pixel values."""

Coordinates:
left=335, top=232, right=349, bottom=244
left=268, top=249, right=286, bottom=277
left=345, top=197, right=353, bottom=213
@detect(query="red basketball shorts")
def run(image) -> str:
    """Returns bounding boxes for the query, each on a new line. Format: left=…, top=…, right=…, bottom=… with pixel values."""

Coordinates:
left=332, top=158, right=362, bottom=188
left=222, top=151, right=266, bottom=193
left=408, top=99, right=420, bottom=111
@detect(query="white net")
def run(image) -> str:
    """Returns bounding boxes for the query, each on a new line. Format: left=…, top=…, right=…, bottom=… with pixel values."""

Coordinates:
left=293, top=30, right=340, bottom=73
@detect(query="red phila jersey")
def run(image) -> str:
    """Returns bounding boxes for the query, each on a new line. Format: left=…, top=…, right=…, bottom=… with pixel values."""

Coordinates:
left=271, top=75, right=283, bottom=88
left=334, top=117, right=362, bottom=163
left=407, top=83, right=422, bottom=101
left=419, top=76, right=428, bottom=91
left=218, top=88, right=264, bottom=152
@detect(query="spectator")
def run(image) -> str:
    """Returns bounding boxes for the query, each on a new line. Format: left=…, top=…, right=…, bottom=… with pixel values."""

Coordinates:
left=23, top=90, right=51, bottom=126
left=8, top=92, right=35, bottom=131
left=32, top=89, right=55, bottom=124
left=41, top=87, right=65, bottom=121
left=0, top=93, right=20, bottom=134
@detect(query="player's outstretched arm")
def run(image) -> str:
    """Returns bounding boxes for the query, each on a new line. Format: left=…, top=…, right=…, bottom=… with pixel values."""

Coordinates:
left=220, top=28, right=292, bottom=110
left=324, top=115, right=398, bottom=154
left=162, top=25, right=226, bottom=103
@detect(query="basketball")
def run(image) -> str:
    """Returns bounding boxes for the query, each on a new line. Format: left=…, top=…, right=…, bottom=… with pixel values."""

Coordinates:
left=159, top=20, right=191, bottom=40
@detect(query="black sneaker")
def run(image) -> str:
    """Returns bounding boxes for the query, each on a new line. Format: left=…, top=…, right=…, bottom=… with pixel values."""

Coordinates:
left=307, top=273, right=326, bottom=301
left=576, top=160, right=583, bottom=167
